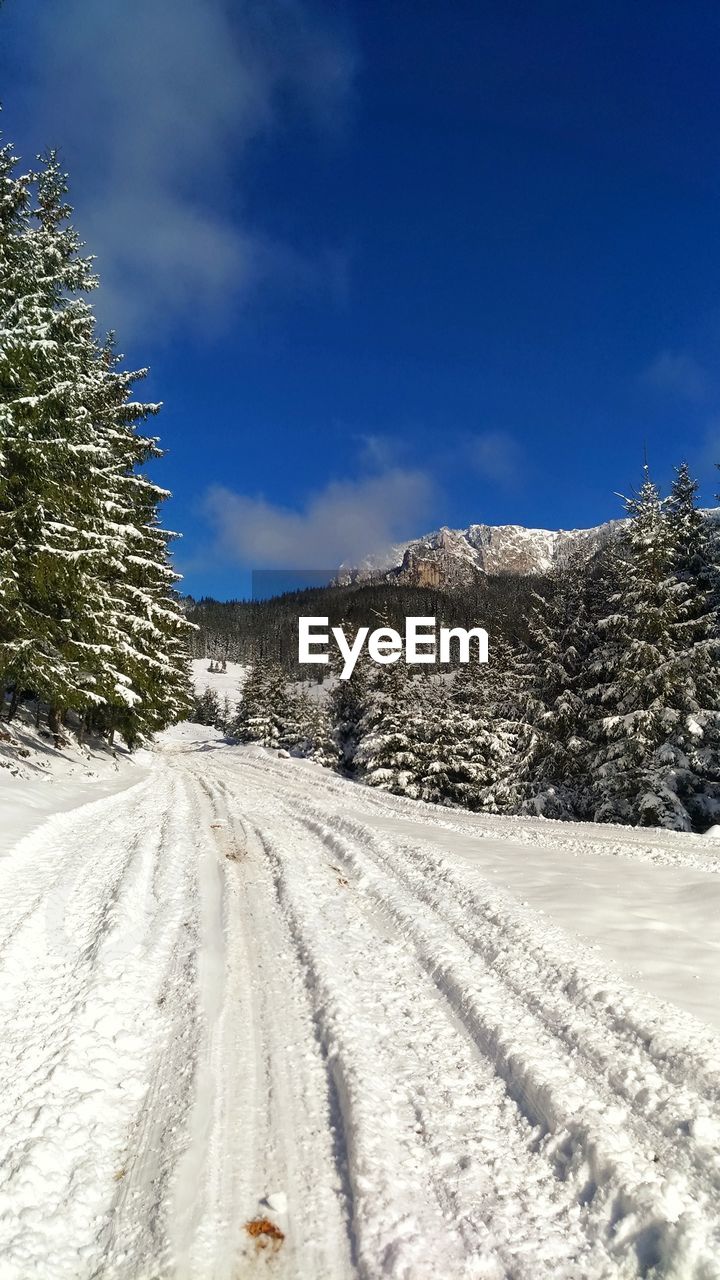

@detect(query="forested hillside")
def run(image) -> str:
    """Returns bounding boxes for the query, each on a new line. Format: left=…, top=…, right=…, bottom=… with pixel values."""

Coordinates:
left=187, top=573, right=542, bottom=673
left=197, top=465, right=720, bottom=833
left=0, top=143, right=192, bottom=746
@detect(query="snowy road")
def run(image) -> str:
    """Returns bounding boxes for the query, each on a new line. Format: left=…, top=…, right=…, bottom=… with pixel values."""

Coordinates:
left=1, top=728, right=720, bottom=1278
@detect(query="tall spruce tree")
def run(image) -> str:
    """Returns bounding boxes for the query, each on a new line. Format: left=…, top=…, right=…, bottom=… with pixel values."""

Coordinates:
left=588, top=468, right=720, bottom=830
left=91, top=335, right=192, bottom=742
left=508, top=558, right=594, bottom=819
left=452, top=635, right=531, bottom=814
left=415, top=676, right=489, bottom=808
left=665, top=464, right=720, bottom=827
left=232, top=661, right=297, bottom=748
left=668, top=462, right=710, bottom=583
left=328, top=635, right=372, bottom=772
left=354, top=659, right=427, bottom=795
left=0, top=144, right=191, bottom=740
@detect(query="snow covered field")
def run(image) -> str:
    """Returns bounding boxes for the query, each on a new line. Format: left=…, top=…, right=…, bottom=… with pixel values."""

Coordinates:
left=190, top=657, right=247, bottom=702
left=0, top=725, right=719, bottom=1278
left=191, top=655, right=333, bottom=706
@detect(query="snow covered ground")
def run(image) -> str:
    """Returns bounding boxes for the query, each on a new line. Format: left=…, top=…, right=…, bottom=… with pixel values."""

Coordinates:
left=190, top=657, right=246, bottom=701
left=192, top=653, right=336, bottom=704
left=0, top=724, right=719, bottom=1278
left=0, top=710, right=148, bottom=857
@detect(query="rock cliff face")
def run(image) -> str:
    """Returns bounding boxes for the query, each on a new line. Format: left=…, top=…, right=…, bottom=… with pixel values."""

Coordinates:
left=338, top=518, right=624, bottom=587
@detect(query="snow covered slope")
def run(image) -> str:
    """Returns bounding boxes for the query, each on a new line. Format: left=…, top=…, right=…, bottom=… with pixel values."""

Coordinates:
left=0, top=710, right=146, bottom=857
left=190, top=657, right=246, bottom=700
left=0, top=728, right=719, bottom=1277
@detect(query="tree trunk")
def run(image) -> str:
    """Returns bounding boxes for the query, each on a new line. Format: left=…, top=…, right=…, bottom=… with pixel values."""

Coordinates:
left=48, top=704, right=63, bottom=747
left=7, top=685, right=19, bottom=722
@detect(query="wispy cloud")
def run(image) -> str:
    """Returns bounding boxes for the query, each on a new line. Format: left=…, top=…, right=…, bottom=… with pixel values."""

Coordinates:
left=353, top=433, right=406, bottom=470
left=21, top=0, right=354, bottom=335
left=640, top=350, right=712, bottom=403
left=468, top=430, right=525, bottom=486
left=202, top=467, right=435, bottom=569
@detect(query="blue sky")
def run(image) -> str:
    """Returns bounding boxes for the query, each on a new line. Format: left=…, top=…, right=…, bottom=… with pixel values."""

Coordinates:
left=3, top=0, right=720, bottom=598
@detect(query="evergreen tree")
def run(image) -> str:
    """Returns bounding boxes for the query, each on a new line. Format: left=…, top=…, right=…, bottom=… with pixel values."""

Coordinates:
left=82, top=331, right=193, bottom=744
left=0, top=146, right=107, bottom=712
left=414, top=677, right=489, bottom=807
left=297, top=696, right=339, bottom=767
left=354, top=659, right=426, bottom=796
left=452, top=636, right=530, bottom=814
left=328, top=639, right=372, bottom=772
left=589, top=469, right=720, bottom=830
left=281, top=685, right=314, bottom=754
left=508, top=560, right=594, bottom=819
left=666, top=463, right=720, bottom=827
left=193, top=686, right=221, bottom=727
left=0, top=144, right=192, bottom=742
left=668, top=462, right=711, bottom=583
left=232, top=661, right=295, bottom=748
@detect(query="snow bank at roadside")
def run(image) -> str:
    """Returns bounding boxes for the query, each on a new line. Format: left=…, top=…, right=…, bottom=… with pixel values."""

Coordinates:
left=0, top=709, right=147, bottom=857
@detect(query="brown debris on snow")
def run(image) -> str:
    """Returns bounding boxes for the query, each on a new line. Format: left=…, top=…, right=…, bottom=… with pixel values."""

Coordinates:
left=244, top=1217, right=285, bottom=1249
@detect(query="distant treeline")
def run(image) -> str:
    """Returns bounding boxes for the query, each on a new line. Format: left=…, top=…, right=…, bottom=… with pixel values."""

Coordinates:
left=193, top=464, right=720, bottom=834
left=186, top=574, right=545, bottom=676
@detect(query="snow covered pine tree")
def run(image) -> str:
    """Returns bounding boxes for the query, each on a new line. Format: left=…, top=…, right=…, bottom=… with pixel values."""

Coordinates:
left=509, top=559, right=595, bottom=820
left=589, top=466, right=720, bottom=830
left=0, top=143, right=192, bottom=742
left=354, top=657, right=427, bottom=796
left=412, top=676, right=489, bottom=807
left=231, top=661, right=298, bottom=749
left=192, top=687, right=222, bottom=728
left=451, top=634, right=528, bottom=814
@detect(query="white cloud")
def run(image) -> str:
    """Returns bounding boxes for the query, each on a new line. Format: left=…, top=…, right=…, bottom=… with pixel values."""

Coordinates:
left=641, top=350, right=711, bottom=403
left=354, top=433, right=405, bottom=469
left=202, top=468, right=434, bottom=569
left=22, top=0, right=354, bottom=335
left=469, top=430, right=524, bottom=485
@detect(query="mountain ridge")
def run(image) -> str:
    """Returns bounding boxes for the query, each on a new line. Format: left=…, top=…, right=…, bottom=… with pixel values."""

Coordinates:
left=338, top=509, right=720, bottom=588
left=337, top=517, right=624, bottom=587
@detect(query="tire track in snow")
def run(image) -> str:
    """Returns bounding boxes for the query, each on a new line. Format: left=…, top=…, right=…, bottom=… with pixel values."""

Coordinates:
left=299, top=808, right=720, bottom=1108
left=166, top=770, right=256, bottom=1280
left=168, top=762, right=356, bottom=1280
left=215, top=754, right=720, bottom=1107
left=2, top=730, right=720, bottom=1278
left=285, top=806, right=720, bottom=1277
left=209, top=755, right=720, bottom=1106
left=206, top=746, right=720, bottom=1279
left=225, top=749, right=720, bottom=875
left=0, top=770, right=201, bottom=1278
left=244, top=814, right=616, bottom=1278
left=208, top=759, right=627, bottom=1277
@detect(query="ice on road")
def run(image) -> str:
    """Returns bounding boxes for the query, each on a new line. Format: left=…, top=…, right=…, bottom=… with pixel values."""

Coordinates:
left=0, top=723, right=719, bottom=1279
